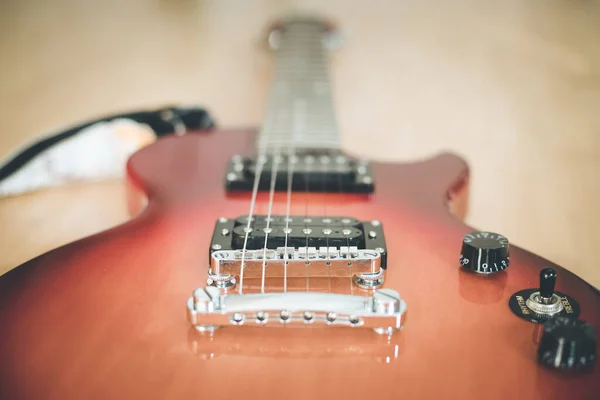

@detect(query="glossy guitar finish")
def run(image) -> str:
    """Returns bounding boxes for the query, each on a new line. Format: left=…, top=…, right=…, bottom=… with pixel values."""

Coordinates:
left=0, top=129, right=598, bottom=399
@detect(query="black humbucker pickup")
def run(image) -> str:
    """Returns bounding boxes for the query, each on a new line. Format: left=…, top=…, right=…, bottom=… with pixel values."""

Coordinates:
left=224, top=153, right=375, bottom=193
left=210, top=215, right=388, bottom=268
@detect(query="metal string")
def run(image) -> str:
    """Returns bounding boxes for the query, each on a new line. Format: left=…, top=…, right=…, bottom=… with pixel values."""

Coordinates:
left=336, top=155, right=353, bottom=294
left=321, top=157, right=332, bottom=293
left=237, top=158, right=265, bottom=294
left=240, top=24, right=332, bottom=294
left=304, top=161, right=311, bottom=292
left=260, top=146, right=282, bottom=293
left=238, top=113, right=276, bottom=294
left=282, top=152, right=293, bottom=293
left=282, top=99, right=305, bottom=292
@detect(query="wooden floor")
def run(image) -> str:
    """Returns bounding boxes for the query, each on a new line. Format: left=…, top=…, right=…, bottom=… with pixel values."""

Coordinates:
left=1, top=0, right=599, bottom=287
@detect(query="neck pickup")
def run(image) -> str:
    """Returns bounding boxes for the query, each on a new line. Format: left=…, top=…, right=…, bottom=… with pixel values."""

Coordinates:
left=225, top=153, right=375, bottom=193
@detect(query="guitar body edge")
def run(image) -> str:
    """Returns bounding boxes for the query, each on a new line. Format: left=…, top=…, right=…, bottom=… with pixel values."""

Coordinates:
left=0, top=129, right=597, bottom=399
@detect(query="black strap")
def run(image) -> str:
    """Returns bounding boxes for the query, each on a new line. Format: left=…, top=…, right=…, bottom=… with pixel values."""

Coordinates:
left=0, top=106, right=215, bottom=182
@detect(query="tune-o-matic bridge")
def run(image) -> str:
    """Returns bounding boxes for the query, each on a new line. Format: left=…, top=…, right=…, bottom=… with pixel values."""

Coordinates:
left=208, top=247, right=383, bottom=290
left=209, top=215, right=388, bottom=289
left=191, top=215, right=399, bottom=334
left=224, top=153, right=375, bottom=193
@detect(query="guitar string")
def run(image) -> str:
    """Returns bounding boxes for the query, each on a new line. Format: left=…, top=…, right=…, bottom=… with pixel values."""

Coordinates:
left=304, top=161, right=311, bottom=293
left=275, top=24, right=314, bottom=293
left=282, top=149, right=294, bottom=293
left=338, top=158, right=353, bottom=295
left=321, top=28, right=343, bottom=295
left=238, top=111, right=276, bottom=294
left=282, top=99, right=305, bottom=293
left=302, top=35, right=314, bottom=293
left=302, top=149, right=311, bottom=292
left=260, top=28, right=307, bottom=294
left=241, top=23, right=333, bottom=294
left=321, top=155, right=332, bottom=293
left=261, top=27, right=309, bottom=294
left=260, top=145, right=282, bottom=293
left=241, top=25, right=299, bottom=294
left=320, top=31, right=340, bottom=295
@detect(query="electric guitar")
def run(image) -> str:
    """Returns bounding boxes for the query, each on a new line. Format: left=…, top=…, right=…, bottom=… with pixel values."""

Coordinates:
left=0, top=16, right=597, bottom=400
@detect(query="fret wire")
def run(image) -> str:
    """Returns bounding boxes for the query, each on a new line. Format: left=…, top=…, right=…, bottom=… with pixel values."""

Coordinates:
left=258, top=20, right=340, bottom=153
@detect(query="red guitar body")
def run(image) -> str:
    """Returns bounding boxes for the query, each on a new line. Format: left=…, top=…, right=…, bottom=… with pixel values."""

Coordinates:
left=0, top=129, right=598, bottom=399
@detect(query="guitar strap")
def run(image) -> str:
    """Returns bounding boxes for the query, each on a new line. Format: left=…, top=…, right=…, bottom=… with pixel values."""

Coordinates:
left=0, top=106, right=214, bottom=197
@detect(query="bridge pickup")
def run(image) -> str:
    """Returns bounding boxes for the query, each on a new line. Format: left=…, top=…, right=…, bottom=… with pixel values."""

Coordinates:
left=187, top=286, right=407, bottom=334
left=224, top=153, right=374, bottom=193
left=210, top=215, right=388, bottom=269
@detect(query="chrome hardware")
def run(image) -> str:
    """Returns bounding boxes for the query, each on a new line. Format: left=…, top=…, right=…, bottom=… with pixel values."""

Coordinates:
left=209, top=215, right=389, bottom=272
left=526, top=292, right=564, bottom=316
left=509, top=267, right=581, bottom=323
left=206, top=268, right=237, bottom=289
left=187, top=286, right=406, bottom=334
left=231, top=313, right=244, bottom=325
left=280, top=310, right=291, bottom=322
left=303, top=311, right=314, bottom=323
left=209, top=248, right=382, bottom=285
left=226, top=173, right=238, bottom=181
left=326, top=312, right=337, bottom=323
left=360, top=176, right=373, bottom=185
left=354, top=270, right=385, bottom=289
left=256, top=311, right=268, bottom=323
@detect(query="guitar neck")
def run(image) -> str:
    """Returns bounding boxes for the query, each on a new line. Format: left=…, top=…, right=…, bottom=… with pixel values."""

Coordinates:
left=257, top=18, right=340, bottom=154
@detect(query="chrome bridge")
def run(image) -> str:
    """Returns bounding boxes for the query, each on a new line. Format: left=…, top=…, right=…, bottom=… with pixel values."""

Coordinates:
left=207, top=247, right=385, bottom=289
left=187, top=286, right=407, bottom=334
left=191, top=215, right=402, bottom=334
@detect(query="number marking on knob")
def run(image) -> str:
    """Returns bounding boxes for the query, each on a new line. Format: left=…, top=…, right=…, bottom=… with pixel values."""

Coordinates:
left=459, top=231, right=510, bottom=274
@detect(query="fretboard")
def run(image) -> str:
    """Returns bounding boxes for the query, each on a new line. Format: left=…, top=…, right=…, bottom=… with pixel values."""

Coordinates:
left=257, top=18, right=340, bottom=154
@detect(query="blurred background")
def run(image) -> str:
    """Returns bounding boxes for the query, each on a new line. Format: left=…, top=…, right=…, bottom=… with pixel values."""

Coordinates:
left=0, top=0, right=599, bottom=287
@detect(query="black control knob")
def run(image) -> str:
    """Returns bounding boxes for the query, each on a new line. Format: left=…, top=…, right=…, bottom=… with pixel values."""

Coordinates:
left=538, top=316, right=596, bottom=372
left=459, top=231, right=509, bottom=274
